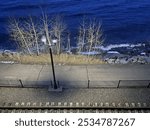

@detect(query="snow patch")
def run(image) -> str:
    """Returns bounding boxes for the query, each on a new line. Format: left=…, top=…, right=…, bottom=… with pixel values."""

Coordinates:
left=0, top=61, right=15, bottom=64
left=140, top=52, right=146, bottom=55
left=107, top=51, right=120, bottom=54
left=78, top=51, right=101, bottom=55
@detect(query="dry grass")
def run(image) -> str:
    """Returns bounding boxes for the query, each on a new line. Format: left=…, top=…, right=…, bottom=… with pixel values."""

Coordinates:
left=0, top=53, right=106, bottom=65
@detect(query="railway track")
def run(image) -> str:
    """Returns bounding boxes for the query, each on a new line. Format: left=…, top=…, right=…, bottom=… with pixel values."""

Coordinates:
left=1, top=102, right=150, bottom=113
left=1, top=109, right=150, bottom=113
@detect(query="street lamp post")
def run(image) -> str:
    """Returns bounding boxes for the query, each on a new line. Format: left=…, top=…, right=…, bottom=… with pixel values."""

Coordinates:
left=41, top=35, right=58, bottom=90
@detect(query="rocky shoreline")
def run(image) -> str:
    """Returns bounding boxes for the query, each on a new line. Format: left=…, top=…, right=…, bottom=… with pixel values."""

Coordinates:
left=101, top=43, right=150, bottom=64
left=103, top=54, right=150, bottom=64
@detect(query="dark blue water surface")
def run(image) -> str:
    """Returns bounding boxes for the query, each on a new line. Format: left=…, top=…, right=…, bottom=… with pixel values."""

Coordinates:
left=0, top=0, right=150, bottom=49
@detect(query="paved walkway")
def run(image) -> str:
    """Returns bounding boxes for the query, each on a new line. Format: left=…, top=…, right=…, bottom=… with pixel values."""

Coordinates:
left=0, top=64, right=150, bottom=88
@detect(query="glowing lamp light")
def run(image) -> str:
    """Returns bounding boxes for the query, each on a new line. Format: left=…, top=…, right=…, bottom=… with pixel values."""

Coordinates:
left=41, top=35, right=47, bottom=44
left=52, top=38, right=58, bottom=45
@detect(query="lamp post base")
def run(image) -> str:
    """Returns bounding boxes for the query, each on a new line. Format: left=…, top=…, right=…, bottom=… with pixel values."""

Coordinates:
left=48, top=81, right=62, bottom=92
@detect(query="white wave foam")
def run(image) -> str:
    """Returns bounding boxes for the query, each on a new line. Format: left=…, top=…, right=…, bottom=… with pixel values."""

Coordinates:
left=96, top=43, right=144, bottom=51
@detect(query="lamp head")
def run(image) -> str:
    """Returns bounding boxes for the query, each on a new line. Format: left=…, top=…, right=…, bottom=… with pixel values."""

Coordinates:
left=52, top=36, right=58, bottom=45
left=52, top=39, right=57, bottom=44
left=41, top=35, right=47, bottom=44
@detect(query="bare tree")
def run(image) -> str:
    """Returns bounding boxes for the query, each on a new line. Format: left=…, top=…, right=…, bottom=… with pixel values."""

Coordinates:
left=8, top=18, right=32, bottom=55
left=87, top=19, right=96, bottom=53
left=41, top=12, right=52, bottom=47
left=9, top=16, right=42, bottom=55
left=20, top=16, right=42, bottom=55
left=67, top=31, right=71, bottom=52
left=94, top=21, right=104, bottom=50
left=77, top=26, right=82, bottom=52
left=77, top=17, right=87, bottom=52
left=51, top=15, right=66, bottom=55
left=28, top=16, right=40, bottom=55
left=77, top=17, right=104, bottom=53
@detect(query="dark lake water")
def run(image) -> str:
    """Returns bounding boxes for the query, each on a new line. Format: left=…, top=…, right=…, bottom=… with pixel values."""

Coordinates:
left=0, top=0, right=150, bottom=50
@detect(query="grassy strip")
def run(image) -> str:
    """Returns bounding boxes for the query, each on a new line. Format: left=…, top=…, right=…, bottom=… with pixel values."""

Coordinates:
left=0, top=53, right=105, bottom=65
